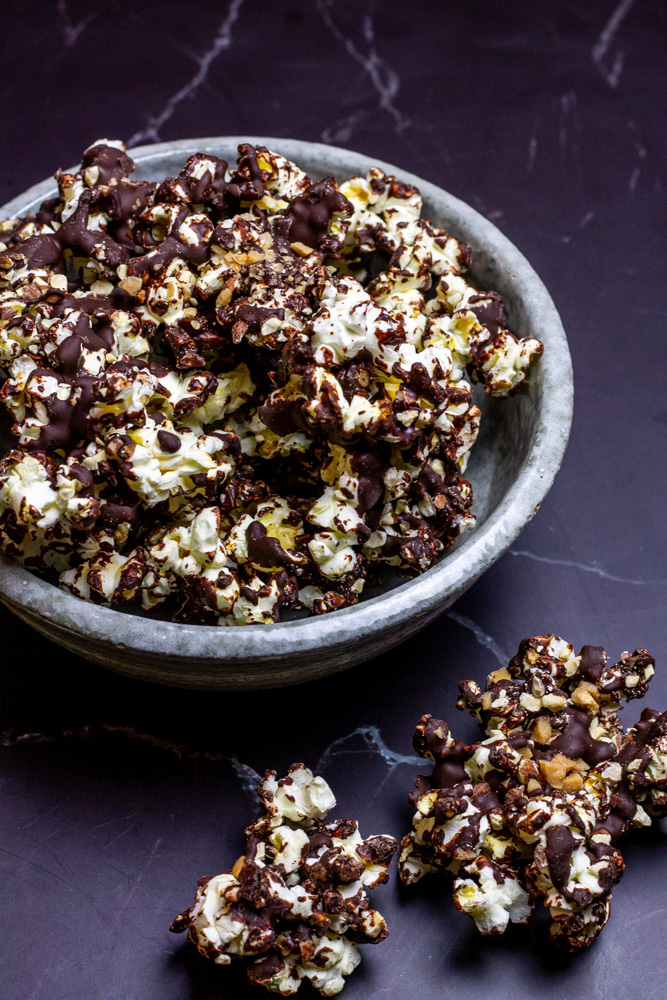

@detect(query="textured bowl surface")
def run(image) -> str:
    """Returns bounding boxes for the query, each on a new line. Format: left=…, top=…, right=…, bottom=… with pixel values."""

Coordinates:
left=0, top=137, right=573, bottom=688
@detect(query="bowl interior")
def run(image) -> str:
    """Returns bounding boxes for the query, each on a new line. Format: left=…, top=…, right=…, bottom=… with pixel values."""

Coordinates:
left=1, top=140, right=537, bottom=596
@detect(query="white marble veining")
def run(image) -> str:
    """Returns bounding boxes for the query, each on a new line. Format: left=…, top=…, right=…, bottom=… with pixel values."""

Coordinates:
left=445, top=611, right=508, bottom=666
left=321, top=110, right=370, bottom=145
left=127, top=0, right=246, bottom=147
left=510, top=549, right=666, bottom=586
left=316, top=1, right=410, bottom=140
left=592, top=0, right=636, bottom=89
left=317, top=724, right=421, bottom=774
left=1, top=721, right=422, bottom=801
left=56, top=0, right=102, bottom=48
left=527, top=136, right=538, bottom=173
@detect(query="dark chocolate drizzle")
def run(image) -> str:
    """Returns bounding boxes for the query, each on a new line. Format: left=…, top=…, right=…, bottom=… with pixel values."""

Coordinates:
left=245, top=521, right=297, bottom=567
left=157, top=429, right=181, bottom=453
left=548, top=708, right=617, bottom=767
left=282, top=177, right=351, bottom=249
left=576, top=644, right=607, bottom=683
left=545, top=825, right=578, bottom=896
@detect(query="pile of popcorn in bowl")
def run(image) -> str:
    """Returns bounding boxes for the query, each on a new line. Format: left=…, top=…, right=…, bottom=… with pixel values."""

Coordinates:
left=0, top=140, right=542, bottom=625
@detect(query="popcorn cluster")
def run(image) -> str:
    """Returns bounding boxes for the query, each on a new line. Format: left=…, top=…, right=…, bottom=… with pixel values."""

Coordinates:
left=0, top=139, right=543, bottom=624
left=399, top=637, right=666, bottom=949
left=171, top=764, right=398, bottom=995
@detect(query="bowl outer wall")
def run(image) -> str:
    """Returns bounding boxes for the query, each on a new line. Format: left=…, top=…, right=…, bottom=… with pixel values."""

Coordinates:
left=0, top=136, right=573, bottom=689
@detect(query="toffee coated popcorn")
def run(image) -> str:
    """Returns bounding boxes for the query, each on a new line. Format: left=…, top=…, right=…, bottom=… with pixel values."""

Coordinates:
left=171, top=764, right=398, bottom=995
left=399, top=636, right=666, bottom=949
left=0, top=140, right=543, bottom=624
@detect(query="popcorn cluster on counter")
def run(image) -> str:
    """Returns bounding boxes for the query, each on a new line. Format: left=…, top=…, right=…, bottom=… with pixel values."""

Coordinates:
left=0, top=140, right=543, bottom=624
left=399, top=636, right=666, bottom=949
left=171, top=764, right=398, bottom=995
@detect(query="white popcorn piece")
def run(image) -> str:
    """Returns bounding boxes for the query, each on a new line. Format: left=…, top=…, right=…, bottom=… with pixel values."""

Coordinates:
left=454, top=857, right=533, bottom=935
left=309, top=275, right=403, bottom=369
left=106, top=418, right=235, bottom=505
left=60, top=531, right=145, bottom=604
left=0, top=452, right=96, bottom=529
left=259, top=764, right=336, bottom=825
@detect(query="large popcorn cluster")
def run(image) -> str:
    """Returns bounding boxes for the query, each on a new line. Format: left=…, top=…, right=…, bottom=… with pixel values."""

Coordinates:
left=0, top=139, right=543, bottom=624
left=399, top=636, right=666, bottom=949
left=170, top=764, right=397, bottom=995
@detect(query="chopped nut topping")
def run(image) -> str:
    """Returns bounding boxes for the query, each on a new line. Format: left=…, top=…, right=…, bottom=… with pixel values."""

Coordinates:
left=542, top=693, right=568, bottom=711
left=571, top=681, right=600, bottom=712
left=118, top=275, right=143, bottom=295
left=488, top=667, right=511, bottom=683
left=539, top=753, right=575, bottom=789
left=532, top=717, right=553, bottom=745
left=291, top=241, right=315, bottom=256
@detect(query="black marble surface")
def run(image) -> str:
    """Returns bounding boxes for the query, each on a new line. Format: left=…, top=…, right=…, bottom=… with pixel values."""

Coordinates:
left=1, top=2, right=666, bottom=998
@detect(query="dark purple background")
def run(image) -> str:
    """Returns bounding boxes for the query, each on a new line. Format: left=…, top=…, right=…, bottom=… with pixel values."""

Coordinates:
left=1, top=2, right=666, bottom=998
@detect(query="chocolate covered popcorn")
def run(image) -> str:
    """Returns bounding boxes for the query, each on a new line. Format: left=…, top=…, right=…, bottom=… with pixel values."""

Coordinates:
left=0, top=140, right=542, bottom=624
left=171, top=764, right=398, bottom=995
left=399, top=637, right=666, bottom=949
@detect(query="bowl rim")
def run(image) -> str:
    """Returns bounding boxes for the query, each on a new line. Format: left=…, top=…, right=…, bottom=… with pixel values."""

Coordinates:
left=0, top=135, right=573, bottom=665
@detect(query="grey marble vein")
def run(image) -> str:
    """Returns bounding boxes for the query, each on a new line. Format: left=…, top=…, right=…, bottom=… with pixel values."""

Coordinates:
left=592, top=0, right=636, bottom=88
left=320, top=110, right=370, bottom=145
left=126, top=0, right=246, bottom=147
left=228, top=758, right=263, bottom=797
left=56, top=0, right=104, bottom=48
left=1, top=724, right=262, bottom=800
left=316, top=0, right=410, bottom=135
left=445, top=611, right=508, bottom=666
left=316, top=724, right=421, bottom=773
left=527, top=135, right=538, bottom=172
left=102, top=724, right=263, bottom=797
left=1, top=729, right=55, bottom=747
left=509, top=549, right=667, bottom=586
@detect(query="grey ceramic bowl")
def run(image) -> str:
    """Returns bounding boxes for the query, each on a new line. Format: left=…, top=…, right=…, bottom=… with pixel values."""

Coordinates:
left=0, top=137, right=572, bottom=689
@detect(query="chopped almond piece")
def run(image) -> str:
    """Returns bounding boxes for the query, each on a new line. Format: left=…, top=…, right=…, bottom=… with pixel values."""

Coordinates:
left=291, top=241, right=314, bottom=256
left=572, top=683, right=599, bottom=713
left=488, top=667, right=511, bottom=683
left=532, top=717, right=553, bottom=745
left=562, top=772, right=584, bottom=792
left=539, top=752, right=576, bottom=789
left=118, top=276, right=142, bottom=295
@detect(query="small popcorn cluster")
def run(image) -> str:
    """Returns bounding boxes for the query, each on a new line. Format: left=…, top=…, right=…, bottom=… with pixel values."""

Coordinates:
left=170, top=764, right=398, bottom=995
left=0, top=139, right=543, bottom=624
left=399, top=636, right=667, bottom=948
